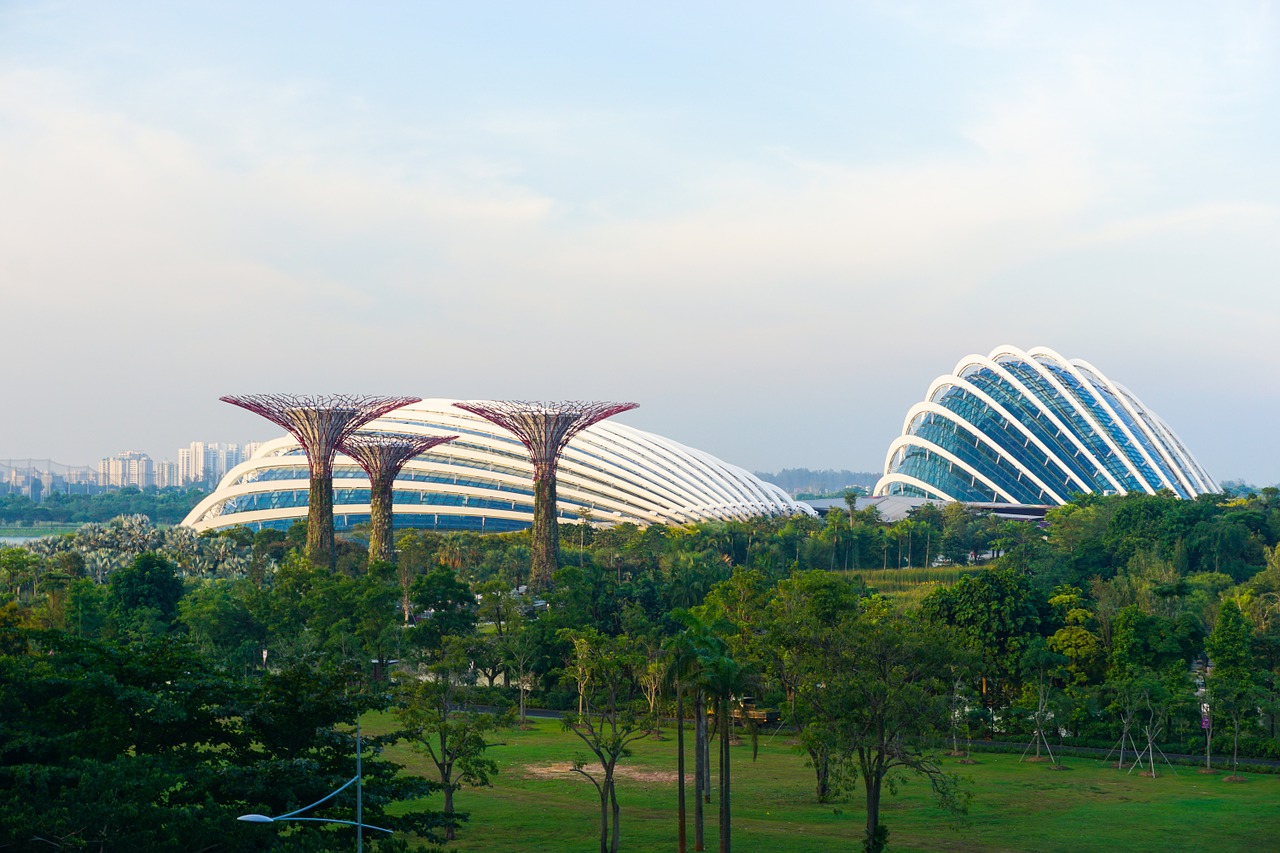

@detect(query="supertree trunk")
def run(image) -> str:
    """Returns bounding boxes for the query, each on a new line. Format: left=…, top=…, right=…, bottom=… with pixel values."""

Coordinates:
left=221, top=394, right=421, bottom=570
left=453, top=400, right=637, bottom=589
left=307, top=469, right=335, bottom=569
left=530, top=470, right=558, bottom=587
left=366, top=470, right=394, bottom=564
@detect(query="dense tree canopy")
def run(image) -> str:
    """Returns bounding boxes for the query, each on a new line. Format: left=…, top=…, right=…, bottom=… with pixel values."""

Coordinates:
left=5, top=485, right=1280, bottom=849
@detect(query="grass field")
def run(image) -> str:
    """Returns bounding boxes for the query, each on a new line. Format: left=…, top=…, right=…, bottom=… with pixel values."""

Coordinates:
left=366, top=713, right=1280, bottom=852
left=840, top=567, right=974, bottom=609
left=0, top=524, right=80, bottom=538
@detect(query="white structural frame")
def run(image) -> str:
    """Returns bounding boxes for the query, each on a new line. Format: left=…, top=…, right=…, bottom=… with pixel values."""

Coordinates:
left=874, top=345, right=1218, bottom=504
left=895, top=401, right=1069, bottom=504
left=184, top=399, right=813, bottom=534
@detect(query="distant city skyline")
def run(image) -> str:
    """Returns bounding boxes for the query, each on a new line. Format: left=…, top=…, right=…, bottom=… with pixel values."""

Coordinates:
left=2, top=440, right=268, bottom=494
left=3, top=3, right=1277, bottom=483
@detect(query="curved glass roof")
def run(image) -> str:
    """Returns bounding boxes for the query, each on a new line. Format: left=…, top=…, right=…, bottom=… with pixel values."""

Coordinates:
left=875, top=346, right=1217, bottom=505
left=184, top=398, right=813, bottom=534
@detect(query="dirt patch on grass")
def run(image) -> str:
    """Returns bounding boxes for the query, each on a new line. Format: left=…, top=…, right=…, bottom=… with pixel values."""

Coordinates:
left=521, top=763, right=690, bottom=784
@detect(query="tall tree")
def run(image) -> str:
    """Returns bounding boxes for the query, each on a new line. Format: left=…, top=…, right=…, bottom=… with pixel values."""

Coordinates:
left=394, top=639, right=506, bottom=840
left=765, top=570, right=865, bottom=802
left=793, top=610, right=970, bottom=853
left=560, top=629, right=651, bottom=853
left=702, top=652, right=752, bottom=853
left=1207, top=599, right=1258, bottom=777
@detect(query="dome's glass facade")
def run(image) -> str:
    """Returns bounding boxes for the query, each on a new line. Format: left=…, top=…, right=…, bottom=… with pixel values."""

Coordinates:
left=874, top=346, right=1217, bottom=504
left=184, top=399, right=812, bottom=534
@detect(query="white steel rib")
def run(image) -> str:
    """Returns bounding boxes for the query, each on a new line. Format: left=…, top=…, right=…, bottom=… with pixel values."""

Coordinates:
left=184, top=398, right=812, bottom=533
left=875, top=345, right=1216, bottom=505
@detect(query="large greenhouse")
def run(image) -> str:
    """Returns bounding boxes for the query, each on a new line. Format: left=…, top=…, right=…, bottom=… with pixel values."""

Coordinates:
left=875, top=345, right=1217, bottom=505
left=183, top=398, right=812, bottom=534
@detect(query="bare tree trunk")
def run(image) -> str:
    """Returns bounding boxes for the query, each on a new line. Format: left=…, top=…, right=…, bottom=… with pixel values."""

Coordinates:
left=610, top=776, right=621, bottom=853
left=678, top=689, right=687, bottom=853
left=598, top=777, right=610, bottom=853
left=808, top=745, right=831, bottom=802
left=865, top=771, right=884, bottom=853
left=442, top=780, right=457, bottom=841
left=719, top=697, right=731, bottom=853
left=1233, top=717, right=1241, bottom=775
left=399, top=564, right=413, bottom=624
left=695, top=693, right=706, bottom=851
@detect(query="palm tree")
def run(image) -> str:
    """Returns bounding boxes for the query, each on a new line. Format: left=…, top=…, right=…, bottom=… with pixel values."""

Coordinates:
left=668, top=611, right=726, bottom=852
left=664, top=628, right=702, bottom=853
left=702, top=653, right=750, bottom=853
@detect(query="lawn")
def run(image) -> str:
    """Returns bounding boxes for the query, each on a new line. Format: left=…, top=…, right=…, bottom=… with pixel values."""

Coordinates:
left=0, top=524, right=80, bottom=538
left=366, top=713, right=1280, bottom=852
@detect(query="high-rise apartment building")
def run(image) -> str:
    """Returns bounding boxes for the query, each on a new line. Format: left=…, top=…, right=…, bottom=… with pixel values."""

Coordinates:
left=99, top=451, right=154, bottom=488
left=154, top=459, right=179, bottom=488
left=177, top=442, right=249, bottom=487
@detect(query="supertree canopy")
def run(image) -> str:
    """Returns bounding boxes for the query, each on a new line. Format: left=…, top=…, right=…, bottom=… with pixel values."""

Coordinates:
left=452, top=400, right=638, bottom=587
left=220, top=394, right=420, bottom=569
left=339, top=432, right=458, bottom=565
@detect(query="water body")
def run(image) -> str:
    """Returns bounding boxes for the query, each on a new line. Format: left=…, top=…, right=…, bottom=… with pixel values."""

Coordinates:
left=1, top=535, right=44, bottom=545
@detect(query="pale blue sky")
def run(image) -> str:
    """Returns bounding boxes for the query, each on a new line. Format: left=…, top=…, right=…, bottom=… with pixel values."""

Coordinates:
left=2, top=2, right=1278, bottom=483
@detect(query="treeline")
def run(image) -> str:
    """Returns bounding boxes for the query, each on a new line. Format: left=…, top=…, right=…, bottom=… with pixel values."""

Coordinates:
left=0, top=485, right=207, bottom=525
left=753, top=467, right=878, bottom=497
left=4, top=487, right=1280, bottom=850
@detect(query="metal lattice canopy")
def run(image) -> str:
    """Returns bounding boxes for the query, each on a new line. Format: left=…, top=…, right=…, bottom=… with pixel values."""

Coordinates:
left=339, top=432, right=459, bottom=478
left=451, top=400, right=638, bottom=477
left=220, top=394, right=422, bottom=474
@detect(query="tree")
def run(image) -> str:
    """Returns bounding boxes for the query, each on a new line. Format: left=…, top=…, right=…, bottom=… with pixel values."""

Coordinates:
left=665, top=611, right=725, bottom=852
left=1207, top=599, right=1258, bottom=778
left=793, top=609, right=970, bottom=853
left=108, top=551, right=185, bottom=637
left=921, top=567, right=1041, bottom=731
left=702, top=651, right=752, bottom=853
left=0, top=628, right=444, bottom=849
left=765, top=570, right=865, bottom=802
left=664, top=622, right=704, bottom=853
left=501, top=620, right=539, bottom=726
left=409, top=567, right=478, bottom=657
left=1016, top=638, right=1068, bottom=763
left=560, top=629, right=652, bottom=853
left=395, top=639, right=506, bottom=840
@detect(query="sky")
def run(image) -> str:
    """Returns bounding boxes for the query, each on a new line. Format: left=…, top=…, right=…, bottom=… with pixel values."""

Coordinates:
left=1, top=1, right=1278, bottom=484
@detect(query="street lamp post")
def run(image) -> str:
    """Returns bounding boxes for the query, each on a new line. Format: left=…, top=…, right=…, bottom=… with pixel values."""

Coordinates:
left=238, top=721, right=389, bottom=850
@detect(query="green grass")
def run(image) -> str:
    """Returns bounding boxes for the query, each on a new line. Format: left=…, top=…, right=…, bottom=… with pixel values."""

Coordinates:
left=365, top=713, right=1280, bottom=852
left=0, top=524, right=81, bottom=538
left=838, top=567, right=976, bottom=609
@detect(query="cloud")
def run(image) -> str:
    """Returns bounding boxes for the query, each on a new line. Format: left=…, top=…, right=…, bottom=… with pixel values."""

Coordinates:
left=3, top=4, right=1279, bottom=480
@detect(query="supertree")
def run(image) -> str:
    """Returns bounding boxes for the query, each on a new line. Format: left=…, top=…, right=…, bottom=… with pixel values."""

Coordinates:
left=452, top=400, right=637, bottom=587
left=220, top=394, right=421, bottom=569
left=339, top=431, right=458, bottom=565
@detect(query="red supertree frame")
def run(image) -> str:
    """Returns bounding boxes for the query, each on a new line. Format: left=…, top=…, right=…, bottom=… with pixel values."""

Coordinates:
left=220, top=394, right=421, bottom=569
left=339, top=432, right=458, bottom=567
left=452, top=400, right=637, bottom=587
